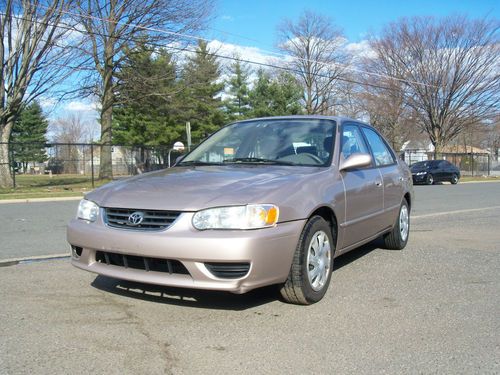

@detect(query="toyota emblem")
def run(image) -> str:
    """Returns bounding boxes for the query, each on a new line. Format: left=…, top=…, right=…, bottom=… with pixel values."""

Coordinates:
left=127, top=211, right=144, bottom=226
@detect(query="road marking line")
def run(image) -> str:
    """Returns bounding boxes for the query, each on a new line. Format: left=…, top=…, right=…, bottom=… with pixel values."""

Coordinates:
left=413, top=206, right=500, bottom=219
left=0, top=253, right=70, bottom=266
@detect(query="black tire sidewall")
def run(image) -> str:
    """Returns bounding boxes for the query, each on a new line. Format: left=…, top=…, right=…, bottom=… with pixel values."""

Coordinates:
left=451, top=174, right=458, bottom=184
left=299, top=216, right=335, bottom=303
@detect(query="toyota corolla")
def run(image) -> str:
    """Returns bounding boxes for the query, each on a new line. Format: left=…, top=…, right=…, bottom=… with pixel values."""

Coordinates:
left=67, top=116, right=413, bottom=305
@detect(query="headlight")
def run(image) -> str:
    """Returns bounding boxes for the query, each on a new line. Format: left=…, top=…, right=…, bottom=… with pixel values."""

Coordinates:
left=416, top=172, right=427, bottom=175
left=192, top=204, right=279, bottom=230
left=77, top=199, right=99, bottom=222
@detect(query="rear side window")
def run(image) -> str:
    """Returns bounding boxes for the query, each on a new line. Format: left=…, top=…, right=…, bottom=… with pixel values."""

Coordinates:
left=361, top=127, right=396, bottom=167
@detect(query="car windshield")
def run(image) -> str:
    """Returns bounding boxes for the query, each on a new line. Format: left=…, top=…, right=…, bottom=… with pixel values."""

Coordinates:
left=179, top=119, right=336, bottom=167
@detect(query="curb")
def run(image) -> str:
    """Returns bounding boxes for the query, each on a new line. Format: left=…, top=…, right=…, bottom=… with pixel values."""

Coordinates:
left=0, top=196, right=83, bottom=204
left=460, top=179, right=500, bottom=184
left=0, top=253, right=70, bottom=267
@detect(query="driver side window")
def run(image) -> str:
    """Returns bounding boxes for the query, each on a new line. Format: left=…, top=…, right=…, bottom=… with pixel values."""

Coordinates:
left=341, top=124, right=369, bottom=160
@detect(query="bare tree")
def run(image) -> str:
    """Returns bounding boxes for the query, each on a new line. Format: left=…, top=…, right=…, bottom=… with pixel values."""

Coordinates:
left=49, top=113, right=95, bottom=174
left=0, top=0, right=75, bottom=188
left=371, top=16, right=500, bottom=157
left=72, top=0, right=214, bottom=179
left=50, top=113, right=94, bottom=143
left=487, top=116, right=500, bottom=159
left=277, top=10, right=349, bottom=115
left=357, top=53, right=416, bottom=151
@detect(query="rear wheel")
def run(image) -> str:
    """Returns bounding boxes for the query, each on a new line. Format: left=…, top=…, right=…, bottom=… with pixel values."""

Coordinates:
left=383, top=198, right=410, bottom=250
left=426, top=174, right=434, bottom=185
left=280, top=216, right=335, bottom=305
left=451, top=174, right=459, bottom=184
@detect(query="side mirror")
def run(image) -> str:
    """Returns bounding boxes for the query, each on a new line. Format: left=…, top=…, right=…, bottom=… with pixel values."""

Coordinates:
left=339, top=153, right=372, bottom=171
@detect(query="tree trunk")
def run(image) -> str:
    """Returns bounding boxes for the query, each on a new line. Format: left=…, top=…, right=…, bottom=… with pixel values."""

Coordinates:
left=0, top=126, right=13, bottom=188
left=433, top=142, right=443, bottom=160
left=99, top=102, right=113, bottom=179
left=99, top=68, right=114, bottom=179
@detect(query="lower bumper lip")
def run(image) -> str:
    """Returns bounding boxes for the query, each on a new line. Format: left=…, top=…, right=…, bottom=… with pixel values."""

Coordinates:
left=67, top=214, right=305, bottom=294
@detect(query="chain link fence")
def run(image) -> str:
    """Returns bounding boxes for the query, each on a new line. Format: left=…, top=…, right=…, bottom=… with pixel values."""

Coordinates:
left=3, top=142, right=497, bottom=190
left=3, top=142, right=186, bottom=189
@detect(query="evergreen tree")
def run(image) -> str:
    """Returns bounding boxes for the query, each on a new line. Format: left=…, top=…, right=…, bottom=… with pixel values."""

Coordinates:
left=225, top=59, right=251, bottom=120
left=10, top=101, right=48, bottom=172
left=178, top=40, right=225, bottom=142
left=248, top=69, right=273, bottom=117
left=248, top=70, right=303, bottom=117
left=269, top=72, right=303, bottom=115
left=113, top=43, right=183, bottom=147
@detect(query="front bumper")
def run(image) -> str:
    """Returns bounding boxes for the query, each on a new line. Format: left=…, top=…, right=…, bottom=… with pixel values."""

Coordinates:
left=412, top=173, right=427, bottom=184
left=67, top=212, right=305, bottom=294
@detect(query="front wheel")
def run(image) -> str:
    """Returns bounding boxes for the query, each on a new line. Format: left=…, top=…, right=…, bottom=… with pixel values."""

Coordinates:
left=280, top=216, right=335, bottom=305
left=426, top=174, right=434, bottom=185
left=451, top=174, right=459, bottom=184
left=383, top=198, right=410, bottom=250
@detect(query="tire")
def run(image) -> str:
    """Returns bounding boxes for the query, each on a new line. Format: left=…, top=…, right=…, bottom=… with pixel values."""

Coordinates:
left=426, top=174, right=434, bottom=185
left=280, top=216, right=335, bottom=305
left=451, top=174, right=459, bottom=184
left=383, top=198, right=410, bottom=250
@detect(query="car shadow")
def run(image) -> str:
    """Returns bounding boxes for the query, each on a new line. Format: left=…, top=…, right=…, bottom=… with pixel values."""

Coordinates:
left=91, top=275, right=280, bottom=311
left=333, top=238, right=382, bottom=270
left=90, top=239, right=383, bottom=310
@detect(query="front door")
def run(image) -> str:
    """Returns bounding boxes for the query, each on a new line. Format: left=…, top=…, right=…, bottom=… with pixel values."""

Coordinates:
left=339, top=124, right=384, bottom=249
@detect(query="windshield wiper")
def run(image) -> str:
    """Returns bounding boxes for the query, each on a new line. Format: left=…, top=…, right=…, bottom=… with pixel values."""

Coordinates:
left=223, top=157, right=296, bottom=165
left=177, top=160, right=223, bottom=166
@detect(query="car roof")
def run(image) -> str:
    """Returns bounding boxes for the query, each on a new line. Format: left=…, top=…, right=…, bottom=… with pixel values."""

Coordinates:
left=234, top=115, right=373, bottom=128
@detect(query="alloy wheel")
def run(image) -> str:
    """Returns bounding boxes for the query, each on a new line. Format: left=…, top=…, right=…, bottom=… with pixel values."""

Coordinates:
left=399, top=205, right=409, bottom=242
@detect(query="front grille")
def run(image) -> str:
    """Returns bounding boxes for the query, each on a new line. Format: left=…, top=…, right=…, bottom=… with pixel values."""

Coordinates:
left=205, top=262, right=250, bottom=279
left=104, top=207, right=181, bottom=231
left=95, top=251, right=190, bottom=275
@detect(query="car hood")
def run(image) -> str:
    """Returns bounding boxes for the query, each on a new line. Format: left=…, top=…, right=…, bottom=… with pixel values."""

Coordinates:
left=410, top=166, right=428, bottom=173
left=86, top=165, right=323, bottom=212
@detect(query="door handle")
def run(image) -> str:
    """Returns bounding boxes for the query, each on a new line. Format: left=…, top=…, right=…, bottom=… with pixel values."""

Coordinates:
left=375, top=181, right=382, bottom=187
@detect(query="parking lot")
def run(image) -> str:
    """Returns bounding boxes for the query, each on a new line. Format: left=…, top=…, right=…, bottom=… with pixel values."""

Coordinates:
left=1, top=182, right=499, bottom=374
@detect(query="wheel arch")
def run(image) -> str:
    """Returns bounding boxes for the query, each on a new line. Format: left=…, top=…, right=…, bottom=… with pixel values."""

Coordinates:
left=308, top=206, right=339, bottom=248
left=404, top=192, right=412, bottom=211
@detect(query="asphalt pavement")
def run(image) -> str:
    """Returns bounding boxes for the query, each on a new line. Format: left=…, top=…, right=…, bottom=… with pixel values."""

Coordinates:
left=0, top=182, right=499, bottom=374
left=0, top=199, right=78, bottom=260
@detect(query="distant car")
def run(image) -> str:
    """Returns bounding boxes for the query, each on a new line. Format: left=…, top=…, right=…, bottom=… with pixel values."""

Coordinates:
left=410, top=160, right=460, bottom=185
left=68, top=116, right=414, bottom=305
left=45, top=158, right=64, bottom=174
left=11, top=161, right=21, bottom=173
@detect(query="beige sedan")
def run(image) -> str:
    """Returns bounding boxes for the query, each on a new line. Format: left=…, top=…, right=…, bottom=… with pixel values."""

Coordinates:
left=67, top=116, right=413, bottom=305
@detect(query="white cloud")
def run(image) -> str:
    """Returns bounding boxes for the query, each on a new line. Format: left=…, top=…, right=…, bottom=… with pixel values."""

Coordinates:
left=345, top=40, right=377, bottom=60
left=65, top=100, right=98, bottom=112
left=207, top=40, right=273, bottom=66
left=221, top=15, right=234, bottom=22
left=39, top=97, right=57, bottom=110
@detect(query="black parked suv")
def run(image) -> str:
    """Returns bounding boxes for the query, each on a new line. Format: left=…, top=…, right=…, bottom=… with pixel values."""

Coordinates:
left=410, top=160, right=460, bottom=185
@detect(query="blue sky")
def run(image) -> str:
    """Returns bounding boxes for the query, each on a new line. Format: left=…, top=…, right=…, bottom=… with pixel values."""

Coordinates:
left=47, top=0, right=499, bottom=129
left=210, top=0, right=499, bottom=48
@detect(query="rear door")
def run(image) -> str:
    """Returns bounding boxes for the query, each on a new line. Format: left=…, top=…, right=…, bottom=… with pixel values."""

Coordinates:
left=339, top=123, right=384, bottom=249
left=430, top=161, right=444, bottom=181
